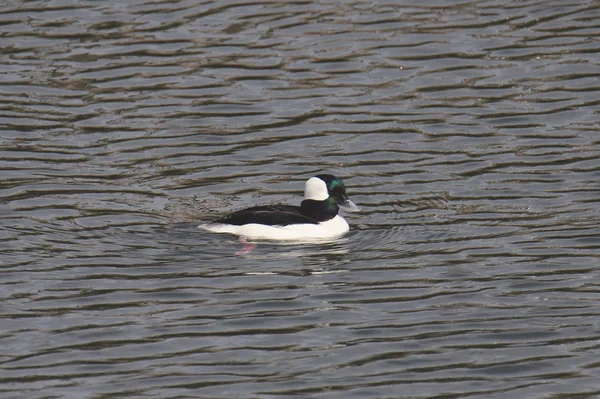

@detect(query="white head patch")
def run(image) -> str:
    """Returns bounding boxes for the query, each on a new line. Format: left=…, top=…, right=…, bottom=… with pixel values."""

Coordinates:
left=304, top=177, right=329, bottom=200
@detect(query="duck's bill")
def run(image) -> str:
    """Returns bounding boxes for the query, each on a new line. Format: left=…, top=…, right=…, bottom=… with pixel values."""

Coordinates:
left=339, top=198, right=360, bottom=212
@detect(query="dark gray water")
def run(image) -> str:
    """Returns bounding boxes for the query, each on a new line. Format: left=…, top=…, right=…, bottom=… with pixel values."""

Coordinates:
left=2, top=0, right=600, bottom=398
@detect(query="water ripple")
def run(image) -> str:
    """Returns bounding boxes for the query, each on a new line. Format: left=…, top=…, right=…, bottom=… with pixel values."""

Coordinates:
left=1, top=0, right=600, bottom=398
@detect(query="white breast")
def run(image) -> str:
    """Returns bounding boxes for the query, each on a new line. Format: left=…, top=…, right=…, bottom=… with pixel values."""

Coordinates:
left=199, top=215, right=350, bottom=240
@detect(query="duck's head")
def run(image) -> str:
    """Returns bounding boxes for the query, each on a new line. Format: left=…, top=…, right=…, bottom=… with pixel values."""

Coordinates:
left=304, top=174, right=360, bottom=212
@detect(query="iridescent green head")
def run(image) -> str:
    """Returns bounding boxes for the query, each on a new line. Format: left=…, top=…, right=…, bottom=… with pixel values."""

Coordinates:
left=304, top=174, right=360, bottom=211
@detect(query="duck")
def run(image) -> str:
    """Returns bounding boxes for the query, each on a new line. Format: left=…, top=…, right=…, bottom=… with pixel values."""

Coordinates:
left=199, top=174, right=360, bottom=240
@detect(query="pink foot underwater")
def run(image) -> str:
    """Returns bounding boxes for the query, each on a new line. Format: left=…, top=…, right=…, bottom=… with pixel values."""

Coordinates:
left=235, top=236, right=257, bottom=255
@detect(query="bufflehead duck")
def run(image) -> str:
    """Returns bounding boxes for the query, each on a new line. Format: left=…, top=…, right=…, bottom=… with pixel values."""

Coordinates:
left=199, top=174, right=360, bottom=240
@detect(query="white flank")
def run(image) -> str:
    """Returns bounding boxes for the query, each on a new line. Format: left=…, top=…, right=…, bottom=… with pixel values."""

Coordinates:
left=198, top=215, right=349, bottom=240
left=304, top=177, right=329, bottom=201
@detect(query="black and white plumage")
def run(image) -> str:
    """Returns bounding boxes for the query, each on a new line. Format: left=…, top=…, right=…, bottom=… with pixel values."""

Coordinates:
left=198, top=174, right=360, bottom=240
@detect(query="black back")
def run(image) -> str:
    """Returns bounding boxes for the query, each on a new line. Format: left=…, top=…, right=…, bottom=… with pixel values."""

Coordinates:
left=214, top=205, right=318, bottom=226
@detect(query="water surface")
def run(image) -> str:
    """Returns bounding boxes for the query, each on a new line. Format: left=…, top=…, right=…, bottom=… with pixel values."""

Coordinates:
left=2, top=0, right=600, bottom=398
